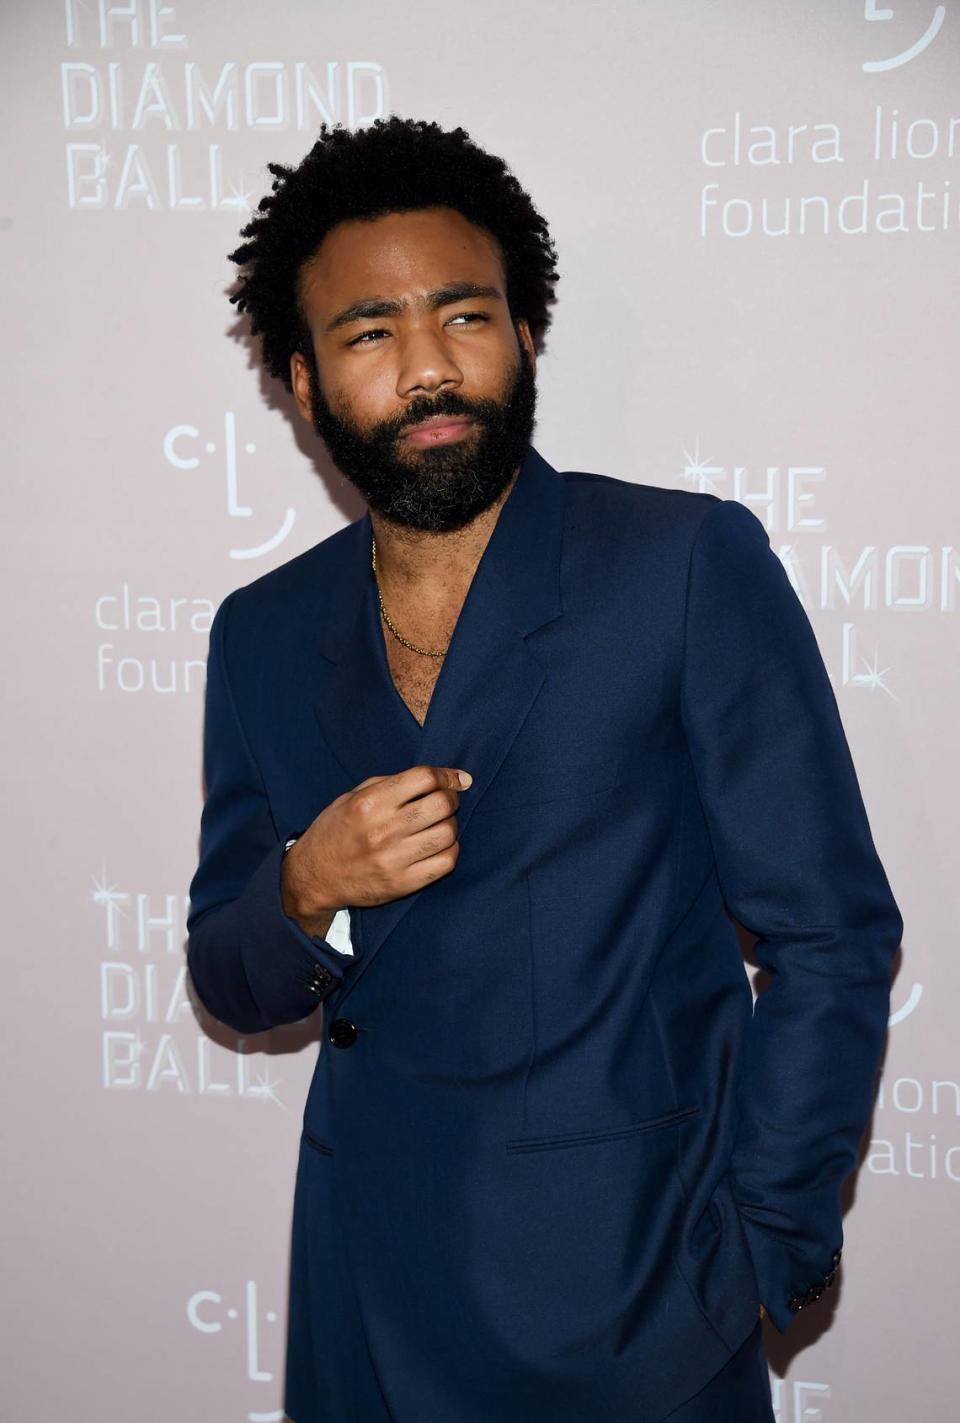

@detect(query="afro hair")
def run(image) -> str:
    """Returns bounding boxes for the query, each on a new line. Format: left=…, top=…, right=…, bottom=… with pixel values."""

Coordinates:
left=227, top=115, right=559, bottom=393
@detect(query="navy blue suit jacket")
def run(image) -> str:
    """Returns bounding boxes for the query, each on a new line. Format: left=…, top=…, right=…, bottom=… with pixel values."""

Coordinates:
left=187, top=445, right=903, bottom=1422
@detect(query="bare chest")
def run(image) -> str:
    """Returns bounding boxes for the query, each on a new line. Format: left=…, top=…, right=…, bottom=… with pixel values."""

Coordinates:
left=377, top=574, right=469, bottom=729
left=383, top=634, right=447, bottom=728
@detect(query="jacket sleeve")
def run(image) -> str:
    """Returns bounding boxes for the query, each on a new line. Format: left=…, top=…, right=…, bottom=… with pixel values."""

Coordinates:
left=186, top=590, right=350, bottom=1034
left=679, top=497, right=904, bottom=1336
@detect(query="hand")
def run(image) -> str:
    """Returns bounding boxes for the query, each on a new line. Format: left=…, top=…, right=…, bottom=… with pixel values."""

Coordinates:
left=281, top=764, right=472, bottom=936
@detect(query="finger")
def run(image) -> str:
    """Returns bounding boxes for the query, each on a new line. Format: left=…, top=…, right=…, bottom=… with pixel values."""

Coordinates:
left=397, top=787, right=461, bottom=831
left=395, top=815, right=460, bottom=869
left=393, top=764, right=471, bottom=807
left=396, top=838, right=460, bottom=889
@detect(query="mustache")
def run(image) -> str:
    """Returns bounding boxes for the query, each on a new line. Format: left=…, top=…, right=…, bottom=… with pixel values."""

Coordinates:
left=383, top=352, right=529, bottom=439
left=388, top=393, right=488, bottom=438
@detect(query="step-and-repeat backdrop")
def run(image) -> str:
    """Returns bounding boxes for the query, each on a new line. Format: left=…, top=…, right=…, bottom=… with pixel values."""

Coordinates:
left=5, top=2, right=956, bottom=1419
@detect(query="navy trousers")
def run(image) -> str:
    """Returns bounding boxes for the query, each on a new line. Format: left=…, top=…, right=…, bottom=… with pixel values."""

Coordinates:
left=661, top=1322, right=775, bottom=1422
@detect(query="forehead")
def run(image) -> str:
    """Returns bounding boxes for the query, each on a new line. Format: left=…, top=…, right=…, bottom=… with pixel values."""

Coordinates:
left=297, top=206, right=506, bottom=316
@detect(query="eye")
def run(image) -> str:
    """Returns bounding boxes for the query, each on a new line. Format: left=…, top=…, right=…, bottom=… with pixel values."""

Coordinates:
left=346, top=312, right=490, bottom=347
left=348, top=327, right=389, bottom=347
left=448, top=311, right=490, bottom=327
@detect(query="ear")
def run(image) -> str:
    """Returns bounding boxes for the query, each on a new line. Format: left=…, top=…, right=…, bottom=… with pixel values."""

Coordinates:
left=514, top=317, right=537, bottom=375
left=289, top=350, right=314, bottom=423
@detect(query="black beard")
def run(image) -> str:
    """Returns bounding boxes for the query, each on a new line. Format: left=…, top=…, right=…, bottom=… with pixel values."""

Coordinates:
left=304, top=341, right=538, bottom=533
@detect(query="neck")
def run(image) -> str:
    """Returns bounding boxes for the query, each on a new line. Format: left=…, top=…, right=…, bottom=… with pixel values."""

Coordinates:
left=370, top=465, right=520, bottom=593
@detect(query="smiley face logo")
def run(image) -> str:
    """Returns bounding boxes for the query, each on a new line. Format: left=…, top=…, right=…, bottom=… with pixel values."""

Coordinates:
left=862, top=1, right=947, bottom=72
left=888, top=982, right=923, bottom=1025
left=163, top=412, right=297, bottom=560
left=187, top=1279, right=285, bottom=1422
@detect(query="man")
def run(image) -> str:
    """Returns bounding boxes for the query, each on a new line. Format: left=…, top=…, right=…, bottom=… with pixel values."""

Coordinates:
left=186, top=116, right=904, bottom=1422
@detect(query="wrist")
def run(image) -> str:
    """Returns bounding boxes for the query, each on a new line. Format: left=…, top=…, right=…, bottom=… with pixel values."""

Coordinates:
left=281, top=837, right=339, bottom=937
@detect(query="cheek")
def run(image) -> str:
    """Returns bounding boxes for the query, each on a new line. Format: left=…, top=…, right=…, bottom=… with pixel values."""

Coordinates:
left=324, top=378, right=378, bottom=430
left=459, top=349, right=518, bottom=405
left=335, top=365, right=399, bottom=421
left=328, top=383, right=355, bottom=417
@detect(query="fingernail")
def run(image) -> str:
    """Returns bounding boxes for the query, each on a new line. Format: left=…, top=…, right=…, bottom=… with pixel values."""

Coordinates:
left=458, top=770, right=473, bottom=787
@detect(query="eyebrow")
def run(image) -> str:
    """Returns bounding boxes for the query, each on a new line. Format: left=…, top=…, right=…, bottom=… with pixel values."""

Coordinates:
left=324, top=281, right=504, bottom=334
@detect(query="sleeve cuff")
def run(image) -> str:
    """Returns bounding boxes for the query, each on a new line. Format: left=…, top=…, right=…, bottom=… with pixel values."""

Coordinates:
left=738, top=1207, right=843, bottom=1335
left=235, top=839, right=355, bottom=1022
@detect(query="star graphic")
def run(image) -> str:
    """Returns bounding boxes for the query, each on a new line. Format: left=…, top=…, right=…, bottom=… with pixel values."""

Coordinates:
left=90, top=867, right=128, bottom=913
left=855, top=646, right=897, bottom=701
left=680, top=436, right=725, bottom=495
left=223, top=172, right=255, bottom=213
left=247, top=1066, right=287, bottom=1111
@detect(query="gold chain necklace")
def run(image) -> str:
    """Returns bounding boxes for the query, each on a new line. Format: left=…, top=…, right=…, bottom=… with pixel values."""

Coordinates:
left=371, top=534, right=449, bottom=658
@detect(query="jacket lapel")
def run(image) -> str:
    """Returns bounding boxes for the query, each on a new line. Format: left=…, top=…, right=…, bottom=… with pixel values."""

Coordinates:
left=313, top=444, right=567, bottom=992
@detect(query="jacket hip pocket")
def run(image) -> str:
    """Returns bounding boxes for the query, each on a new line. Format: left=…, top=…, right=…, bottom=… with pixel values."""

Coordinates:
left=505, top=1102, right=701, bottom=1153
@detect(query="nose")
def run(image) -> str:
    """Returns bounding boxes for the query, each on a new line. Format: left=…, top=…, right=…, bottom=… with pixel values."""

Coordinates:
left=395, top=326, right=463, bottom=401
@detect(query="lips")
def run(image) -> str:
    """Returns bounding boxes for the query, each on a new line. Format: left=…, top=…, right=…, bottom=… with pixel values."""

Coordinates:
left=402, top=416, right=476, bottom=446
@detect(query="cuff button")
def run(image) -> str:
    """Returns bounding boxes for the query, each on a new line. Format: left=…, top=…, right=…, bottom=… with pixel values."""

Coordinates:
left=307, top=964, right=335, bottom=994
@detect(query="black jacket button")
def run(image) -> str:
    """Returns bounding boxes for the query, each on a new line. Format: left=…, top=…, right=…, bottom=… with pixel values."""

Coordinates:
left=788, top=1295, right=805, bottom=1312
left=328, top=1017, right=358, bottom=1048
left=307, top=963, right=335, bottom=995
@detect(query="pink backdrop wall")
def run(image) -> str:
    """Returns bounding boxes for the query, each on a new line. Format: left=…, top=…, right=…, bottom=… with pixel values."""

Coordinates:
left=4, top=2, right=957, bottom=1419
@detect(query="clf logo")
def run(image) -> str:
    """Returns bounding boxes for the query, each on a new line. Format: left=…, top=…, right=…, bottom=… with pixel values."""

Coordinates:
left=187, top=1279, right=284, bottom=1422
left=164, top=412, right=297, bottom=559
